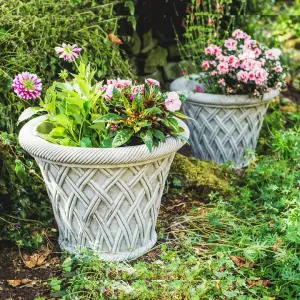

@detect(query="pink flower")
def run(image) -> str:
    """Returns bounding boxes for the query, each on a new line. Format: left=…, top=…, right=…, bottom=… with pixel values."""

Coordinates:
left=218, top=79, right=226, bottom=86
left=195, top=85, right=204, bottom=92
left=165, top=92, right=181, bottom=112
left=260, top=58, right=266, bottom=66
left=276, top=82, right=282, bottom=89
left=228, top=55, right=240, bottom=68
left=253, top=89, right=259, bottom=96
left=227, top=87, right=233, bottom=93
left=243, top=32, right=251, bottom=40
left=110, top=124, right=119, bottom=131
left=265, top=50, right=274, bottom=60
left=205, top=44, right=221, bottom=56
left=248, top=71, right=256, bottom=80
left=211, top=71, right=218, bottom=76
left=265, top=48, right=281, bottom=60
left=115, top=78, right=132, bottom=88
left=232, top=29, right=244, bottom=39
left=255, top=68, right=268, bottom=82
left=217, top=62, right=229, bottom=74
left=244, top=39, right=257, bottom=50
left=202, top=60, right=210, bottom=70
left=145, top=78, right=160, bottom=86
left=181, top=70, right=187, bottom=75
left=55, top=43, right=81, bottom=61
left=104, top=84, right=115, bottom=100
left=210, top=61, right=217, bottom=67
left=237, top=71, right=249, bottom=83
left=275, top=65, right=283, bottom=73
left=13, top=72, right=42, bottom=99
left=254, top=48, right=262, bottom=57
left=107, top=79, right=117, bottom=85
left=224, top=39, right=237, bottom=51
left=133, top=85, right=144, bottom=94
left=241, top=59, right=256, bottom=71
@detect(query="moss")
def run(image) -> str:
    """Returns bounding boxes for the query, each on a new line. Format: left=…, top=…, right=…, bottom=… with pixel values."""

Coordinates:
left=169, top=154, right=231, bottom=201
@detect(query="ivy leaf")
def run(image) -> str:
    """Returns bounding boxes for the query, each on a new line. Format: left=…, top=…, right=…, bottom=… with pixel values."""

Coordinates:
left=17, top=107, right=46, bottom=125
left=80, top=137, right=92, bottom=148
left=125, top=1, right=135, bottom=15
left=140, top=130, right=153, bottom=152
left=152, top=129, right=166, bottom=142
left=112, top=129, right=134, bottom=148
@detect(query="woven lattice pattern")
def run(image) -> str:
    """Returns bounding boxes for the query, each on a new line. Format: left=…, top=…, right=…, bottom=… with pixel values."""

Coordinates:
left=36, top=154, right=175, bottom=261
left=183, top=102, right=269, bottom=167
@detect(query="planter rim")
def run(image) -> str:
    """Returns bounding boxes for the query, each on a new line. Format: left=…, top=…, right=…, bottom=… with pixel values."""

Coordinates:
left=171, top=75, right=280, bottom=107
left=19, top=116, right=189, bottom=166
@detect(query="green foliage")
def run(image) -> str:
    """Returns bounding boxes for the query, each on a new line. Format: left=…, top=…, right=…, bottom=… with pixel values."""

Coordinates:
left=48, top=122, right=300, bottom=299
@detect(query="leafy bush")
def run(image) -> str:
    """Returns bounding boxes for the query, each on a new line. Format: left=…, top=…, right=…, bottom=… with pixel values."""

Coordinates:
left=0, top=0, right=134, bottom=246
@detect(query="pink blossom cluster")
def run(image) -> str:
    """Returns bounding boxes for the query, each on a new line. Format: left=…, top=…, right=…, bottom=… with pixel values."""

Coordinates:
left=99, top=78, right=181, bottom=112
left=200, top=29, right=285, bottom=96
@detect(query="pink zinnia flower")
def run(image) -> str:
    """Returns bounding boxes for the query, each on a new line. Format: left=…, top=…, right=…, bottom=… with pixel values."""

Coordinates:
left=232, top=29, right=244, bottom=39
left=237, top=71, right=249, bottom=83
left=224, top=39, right=237, bottom=51
left=202, top=60, right=210, bottom=70
left=145, top=78, right=160, bottom=86
left=55, top=43, right=82, bottom=61
left=165, top=92, right=181, bottom=112
left=217, top=62, right=229, bottom=74
left=13, top=72, right=42, bottom=99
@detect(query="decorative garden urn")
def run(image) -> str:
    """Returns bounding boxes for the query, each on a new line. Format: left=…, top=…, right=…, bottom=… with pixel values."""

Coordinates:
left=171, top=75, right=279, bottom=168
left=19, top=116, right=189, bottom=261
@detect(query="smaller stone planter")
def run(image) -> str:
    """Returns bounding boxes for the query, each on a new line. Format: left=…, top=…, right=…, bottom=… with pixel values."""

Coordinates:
left=19, top=116, right=189, bottom=261
left=171, top=75, right=279, bottom=167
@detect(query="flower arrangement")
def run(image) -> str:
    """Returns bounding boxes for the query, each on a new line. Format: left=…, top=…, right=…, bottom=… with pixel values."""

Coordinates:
left=198, top=29, right=286, bottom=97
left=15, top=44, right=188, bottom=152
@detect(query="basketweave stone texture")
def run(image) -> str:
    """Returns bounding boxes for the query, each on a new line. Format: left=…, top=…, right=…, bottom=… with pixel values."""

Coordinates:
left=171, top=75, right=279, bottom=168
left=19, top=116, right=189, bottom=261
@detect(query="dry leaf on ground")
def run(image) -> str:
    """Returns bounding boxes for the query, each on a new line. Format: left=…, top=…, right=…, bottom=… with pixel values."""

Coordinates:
left=22, top=246, right=51, bottom=269
left=7, top=279, right=31, bottom=287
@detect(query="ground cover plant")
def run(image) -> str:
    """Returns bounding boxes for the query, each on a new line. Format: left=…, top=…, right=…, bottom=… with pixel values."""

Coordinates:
left=41, top=105, right=299, bottom=300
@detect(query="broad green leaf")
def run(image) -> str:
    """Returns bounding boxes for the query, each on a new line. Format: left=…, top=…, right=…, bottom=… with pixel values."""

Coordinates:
left=93, top=113, right=124, bottom=123
left=55, top=114, right=69, bottom=127
left=132, top=92, right=144, bottom=112
left=125, top=1, right=135, bottom=15
left=101, top=138, right=113, bottom=148
left=17, top=107, right=46, bottom=125
left=173, top=111, right=193, bottom=120
left=66, top=96, right=84, bottom=108
left=77, top=80, right=90, bottom=98
left=37, top=122, right=54, bottom=134
left=128, top=16, right=136, bottom=30
left=140, top=130, right=153, bottom=152
left=144, top=106, right=162, bottom=116
left=49, top=127, right=65, bottom=138
left=60, top=137, right=76, bottom=146
left=80, top=137, right=92, bottom=148
left=112, top=129, right=134, bottom=148
left=152, top=129, right=166, bottom=142
left=89, top=122, right=105, bottom=131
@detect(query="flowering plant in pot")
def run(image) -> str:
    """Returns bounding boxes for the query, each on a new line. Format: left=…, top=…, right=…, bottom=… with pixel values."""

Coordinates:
left=16, top=44, right=189, bottom=261
left=171, top=29, right=285, bottom=167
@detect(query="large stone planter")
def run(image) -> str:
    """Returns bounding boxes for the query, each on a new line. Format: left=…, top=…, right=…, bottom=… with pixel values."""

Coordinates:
left=19, top=116, right=189, bottom=261
left=171, top=75, right=279, bottom=167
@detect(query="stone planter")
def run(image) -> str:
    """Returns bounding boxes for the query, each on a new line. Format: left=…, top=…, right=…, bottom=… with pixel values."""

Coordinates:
left=19, top=116, right=189, bottom=261
left=171, top=75, right=279, bottom=168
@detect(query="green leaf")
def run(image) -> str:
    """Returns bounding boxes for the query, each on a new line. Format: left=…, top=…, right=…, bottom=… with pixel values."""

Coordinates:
left=144, top=106, right=162, bottom=116
left=49, top=127, right=65, bottom=138
left=37, top=122, right=54, bottom=134
left=80, top=137, right=92, bottom=148
left=54, top=114, right=70, bottom=127
left=93, top=113, right=123, bottom=123
left=112, top=129, right=134, bottom=148
left=15, top=159, right=26, bottom=180
left=140, top=130, right=153, bottom=152
left=101, top=138, right=113, bottom=148
left=152, top=129, right=166, bottom=142
left=17, top=107, right=46, bottom=125
left=125, top=1, right=135, bottom=15
left=128, top=16, right=136, bottom=30
left=132, top=92, right=144, bottom=113
left=173, top=111, right=192, bottom=120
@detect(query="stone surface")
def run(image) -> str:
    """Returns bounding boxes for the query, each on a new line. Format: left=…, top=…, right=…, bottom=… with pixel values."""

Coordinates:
left=168, top=44, right=180, bottom=58
left=144, top=46, right=168, bottom=74
left=141, top=29, right=158, bottom=54
left=131, top=31, right=142, bottom=55
left=163, top=62, right=182, bottom=80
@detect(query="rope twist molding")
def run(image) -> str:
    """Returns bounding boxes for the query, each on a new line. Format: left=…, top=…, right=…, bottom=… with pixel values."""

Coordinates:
left=171, top=76, right=279, bottom=168
left=19, top=117, right=189, bottom=261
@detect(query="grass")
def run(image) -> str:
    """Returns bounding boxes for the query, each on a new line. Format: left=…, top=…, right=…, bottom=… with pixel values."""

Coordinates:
left=43, top=105, right=300, bottom=300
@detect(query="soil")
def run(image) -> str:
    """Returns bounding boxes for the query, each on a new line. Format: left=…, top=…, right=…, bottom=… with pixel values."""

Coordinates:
left=0, top=241, right=61, bottom=300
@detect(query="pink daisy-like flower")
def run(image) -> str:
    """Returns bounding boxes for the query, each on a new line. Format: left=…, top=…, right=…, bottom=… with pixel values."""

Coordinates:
left=55, top=43, right=82, bottom=61
left=13, top=72, right=42, bottom=99
left=145, top=78, right=160, bottom=86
